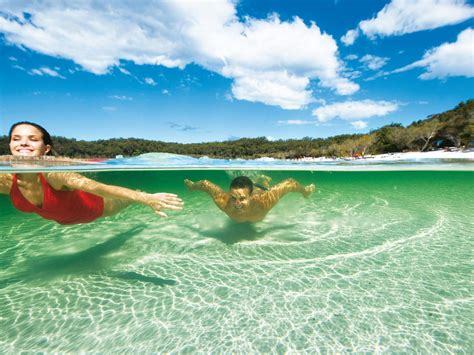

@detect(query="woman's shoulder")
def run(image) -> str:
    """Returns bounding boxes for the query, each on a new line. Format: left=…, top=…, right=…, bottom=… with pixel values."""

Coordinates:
left=43, top=171, right=85, bottom=181
left=43, top=171, right=88, bottom=190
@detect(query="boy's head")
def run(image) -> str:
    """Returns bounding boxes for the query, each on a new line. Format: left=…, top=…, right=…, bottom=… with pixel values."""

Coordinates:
left=229, top=176, right=254, bottom=213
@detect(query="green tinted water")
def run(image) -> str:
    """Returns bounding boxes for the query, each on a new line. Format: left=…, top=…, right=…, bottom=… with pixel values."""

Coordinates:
left=0, top=170, right=472, bottom=352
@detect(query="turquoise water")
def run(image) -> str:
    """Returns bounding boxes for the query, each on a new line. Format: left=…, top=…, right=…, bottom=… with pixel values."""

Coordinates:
left=0, top=166, right=473, bottom=352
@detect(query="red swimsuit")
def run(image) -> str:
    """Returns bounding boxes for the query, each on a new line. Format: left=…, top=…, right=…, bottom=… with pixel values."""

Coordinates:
left=10, top=174, right=104, bottom=224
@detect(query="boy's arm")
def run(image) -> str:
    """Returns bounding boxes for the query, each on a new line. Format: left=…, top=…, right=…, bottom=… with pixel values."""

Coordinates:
left=256, top=178, right=315, bottom=210
left=184, top=179, right=228, bottom=209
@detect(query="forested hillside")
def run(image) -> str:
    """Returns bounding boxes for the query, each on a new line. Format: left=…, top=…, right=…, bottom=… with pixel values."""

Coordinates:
left=1, top=100, right=472, bottom=159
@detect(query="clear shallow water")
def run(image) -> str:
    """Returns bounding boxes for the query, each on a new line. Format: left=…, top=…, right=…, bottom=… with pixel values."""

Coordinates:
left=0, top=167, right=473, bottom=352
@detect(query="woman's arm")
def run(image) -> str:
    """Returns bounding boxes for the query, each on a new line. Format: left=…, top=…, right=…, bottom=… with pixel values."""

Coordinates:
left=0, top=174, right=12, bottom=195
left=45, top=172, right=183, bottom=216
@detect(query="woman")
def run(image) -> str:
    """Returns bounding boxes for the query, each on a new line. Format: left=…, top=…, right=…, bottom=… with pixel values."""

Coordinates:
left=0, top=121, right=183, bottom=224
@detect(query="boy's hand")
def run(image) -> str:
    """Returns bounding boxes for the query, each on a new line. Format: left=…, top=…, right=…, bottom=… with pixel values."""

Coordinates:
left=184, top=179, right=195, bottom=191
left=303, top=184, right=316, bottom=198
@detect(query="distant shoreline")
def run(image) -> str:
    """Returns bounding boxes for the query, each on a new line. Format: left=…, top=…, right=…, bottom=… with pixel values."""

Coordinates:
left=2, top=149, right=473, bottom=166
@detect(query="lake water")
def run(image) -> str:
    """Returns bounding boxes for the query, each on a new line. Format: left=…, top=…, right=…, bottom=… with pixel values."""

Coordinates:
left=0, top=155, right=473, bottom=352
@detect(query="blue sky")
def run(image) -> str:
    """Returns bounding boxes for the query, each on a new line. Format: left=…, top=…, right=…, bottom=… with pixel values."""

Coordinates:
left=1, top=0, right=473, bottom=143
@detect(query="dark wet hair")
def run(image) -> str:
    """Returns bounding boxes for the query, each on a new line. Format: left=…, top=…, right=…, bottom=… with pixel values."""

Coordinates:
left=8, top=121, right=53, bottom=155
left=230, top=176, right=253, bottom=193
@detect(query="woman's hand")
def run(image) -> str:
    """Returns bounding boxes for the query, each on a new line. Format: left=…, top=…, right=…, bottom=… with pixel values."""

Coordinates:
left=142, top=192, right=184, bottom=217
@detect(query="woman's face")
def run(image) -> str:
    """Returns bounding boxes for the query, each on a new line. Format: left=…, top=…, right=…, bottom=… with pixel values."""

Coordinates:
left=9, top=124, right=51, bottom=157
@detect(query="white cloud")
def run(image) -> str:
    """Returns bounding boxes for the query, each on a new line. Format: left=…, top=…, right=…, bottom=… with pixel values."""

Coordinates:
left=118, top=67, right=131, bottom=75
left=345, top=54, right=358, bottom=61
left=224, top=92, right=233, bottom=102
left=229, top=69, right=313, bottom=110
left=162, top=89, right=170, bottom=95
left=278, top=120, right=313, bottom=125
left=0, top=0, right=358, bottom=110
left=313, top=98, right=327, bottom=105
left=343, top=0, right=474, bottom=44
left=341, top=29, right=359, bottom=45
left=109, top=95, right=133, bottom=101
left=102, top=106, right=116, bottom=111
left=12, top=64, right=25, bottom=71
left=360, top=54, right=389, bottom=70
left=364, top=71, right=389, bottom=81
left=312, top=100, right=398, bottom=122
left=392, top=27, right=474, bottom=79
left=144, top=77, right=156, bottom=86
left=29, top=66, right=65, bottom=78
left=8, top=56, right=17, bottom=61
left=341, top=67, right=362, bottom=80
left=351, top=120, right=368, bottom=129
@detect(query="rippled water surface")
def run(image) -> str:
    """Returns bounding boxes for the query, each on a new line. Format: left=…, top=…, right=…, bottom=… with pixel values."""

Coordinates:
left=0, top=169, right=472, bottom=352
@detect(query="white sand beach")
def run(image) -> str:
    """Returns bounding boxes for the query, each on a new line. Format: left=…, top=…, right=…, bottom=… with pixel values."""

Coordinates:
left=294, top=149, right=474, bottom=162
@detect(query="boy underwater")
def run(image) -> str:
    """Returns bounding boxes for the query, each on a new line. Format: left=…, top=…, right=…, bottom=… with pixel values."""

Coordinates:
left=185, top=176, right=315, bottom=223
